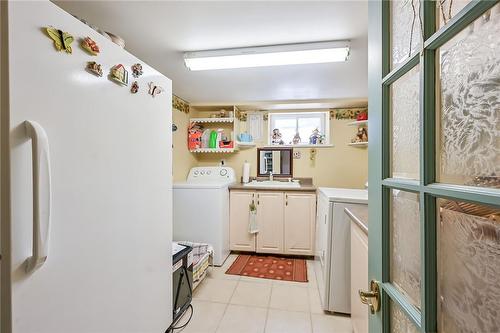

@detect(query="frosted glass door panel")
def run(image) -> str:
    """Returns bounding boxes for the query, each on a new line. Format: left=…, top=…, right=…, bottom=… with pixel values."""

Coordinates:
left=437, top=4, right=500, bottom=188
left=438, top=199, right=500, bottom=333
left=390, top=190, right=421, bottom=309
left=391, top=65, right=420, bottom=180
left=437, top=0, right=473, bottom=28
left=391, top=0, right=422, bottom=68
left=390, top=301, right=420, bottom=333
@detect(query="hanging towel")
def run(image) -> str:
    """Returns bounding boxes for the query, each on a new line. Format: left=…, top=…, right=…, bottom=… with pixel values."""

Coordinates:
left=248, top=201, right=259, bottom=234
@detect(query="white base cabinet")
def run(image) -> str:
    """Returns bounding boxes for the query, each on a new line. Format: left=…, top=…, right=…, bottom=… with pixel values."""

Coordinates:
left=229, top=190, right=316, bottom=255
left=350, top=218, right=369, bottom=333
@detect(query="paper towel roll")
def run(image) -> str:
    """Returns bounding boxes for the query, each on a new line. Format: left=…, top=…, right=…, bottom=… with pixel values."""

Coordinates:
left=242, top=161, right=250, bottom=183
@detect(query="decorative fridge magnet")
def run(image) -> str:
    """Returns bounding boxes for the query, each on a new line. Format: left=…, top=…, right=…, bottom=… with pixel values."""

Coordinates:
left=110, top=64, right=129, bottom=86
left=148, top=82, right=164, bottom=98
left=81, top=37, right=100, bottom=55
left=46, top=26, right=74, bottom=54
left=131, top=63, right=143, bottom=78
left=86, top=61, right=103, bottom=77
left=130, top=81, right=139, bottom=94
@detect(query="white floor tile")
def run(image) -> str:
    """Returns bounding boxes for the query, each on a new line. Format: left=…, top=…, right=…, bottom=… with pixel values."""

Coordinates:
left=207, top=266, right=240, bottom=281
left=239, top=275, right=274, bottom=284
left=229, top=281, right=272, bottom=307
left=269, top=284, right=310, bottom=312
left=265, top=309, right=312, bottom=333
left=178, top=300, right=226, bottom=333
left=311, top=313, right=353, bottom=333
left=193, top=278, right=238, bottom=303
left=216, top=304, right=267, bottom=333
left=308, top=287, right=325, bottom=314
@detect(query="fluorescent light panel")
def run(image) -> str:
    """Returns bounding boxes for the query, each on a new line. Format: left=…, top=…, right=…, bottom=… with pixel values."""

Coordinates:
left=184, top=41, right=349, bottom=71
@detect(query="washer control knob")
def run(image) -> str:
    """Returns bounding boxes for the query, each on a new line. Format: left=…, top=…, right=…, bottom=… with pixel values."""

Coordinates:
left=220, top=169, right=228, bottom=176
left=207, top=170, right=211, bottom=175
left=200, top=170, right=205, bottom=175
left=194, top=171, right=199, bottom=175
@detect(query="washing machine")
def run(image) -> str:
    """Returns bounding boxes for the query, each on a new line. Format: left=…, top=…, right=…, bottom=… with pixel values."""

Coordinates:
left=173, top=167, right=236, bottom=266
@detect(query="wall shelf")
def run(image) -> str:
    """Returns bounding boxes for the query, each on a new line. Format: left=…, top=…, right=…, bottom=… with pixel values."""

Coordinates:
left=347, top=120, right=368, bottom=126
left=190, top=117, right=234, bottom=123
left=348, top=142, right=368, bottom=147
left=189, top=148, right=236, bottom=153
left=236, top=141, right=256, bottom=148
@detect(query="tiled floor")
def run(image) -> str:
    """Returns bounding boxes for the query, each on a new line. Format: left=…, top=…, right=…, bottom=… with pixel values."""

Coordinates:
left=176, top=254, right=352, bottom=333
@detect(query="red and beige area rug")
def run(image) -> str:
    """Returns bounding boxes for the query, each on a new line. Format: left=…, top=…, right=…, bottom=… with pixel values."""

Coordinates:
left=225, top=254, right=308, bottom=282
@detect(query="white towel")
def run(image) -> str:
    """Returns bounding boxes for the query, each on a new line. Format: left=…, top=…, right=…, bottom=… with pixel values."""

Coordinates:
left=248, top=201, right=259, bottom=234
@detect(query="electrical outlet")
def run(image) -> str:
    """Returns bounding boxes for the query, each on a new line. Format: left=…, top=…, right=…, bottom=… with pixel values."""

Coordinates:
left=293, top=151, right=301, bottom=159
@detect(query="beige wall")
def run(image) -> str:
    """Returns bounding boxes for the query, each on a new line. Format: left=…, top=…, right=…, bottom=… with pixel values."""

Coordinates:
left=173, top=110, right=368, bottom=189
left=172, top=108, right=197, bottom=181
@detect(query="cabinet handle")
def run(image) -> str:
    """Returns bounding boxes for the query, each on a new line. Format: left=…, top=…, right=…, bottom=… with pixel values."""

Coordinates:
left=285, top=194, right=288, bottom=206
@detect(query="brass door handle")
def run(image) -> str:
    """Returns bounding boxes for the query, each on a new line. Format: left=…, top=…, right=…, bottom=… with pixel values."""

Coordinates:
left=359, top=280, right=380, bottom=314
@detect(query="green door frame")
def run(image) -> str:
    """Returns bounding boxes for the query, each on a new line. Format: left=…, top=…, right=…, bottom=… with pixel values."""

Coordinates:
left=368, top=0, right=500, bottom=332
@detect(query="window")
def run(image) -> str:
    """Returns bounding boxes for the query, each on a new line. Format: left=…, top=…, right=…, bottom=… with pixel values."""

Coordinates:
left=268, top=112, right=329, bottom=146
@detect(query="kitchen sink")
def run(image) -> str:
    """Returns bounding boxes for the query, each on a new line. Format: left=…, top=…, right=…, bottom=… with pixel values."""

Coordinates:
left=243, top=180, right=301, bottom=188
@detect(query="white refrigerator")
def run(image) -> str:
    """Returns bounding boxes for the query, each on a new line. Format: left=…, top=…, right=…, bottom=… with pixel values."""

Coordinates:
left=1, top=1, right=173, bottom=332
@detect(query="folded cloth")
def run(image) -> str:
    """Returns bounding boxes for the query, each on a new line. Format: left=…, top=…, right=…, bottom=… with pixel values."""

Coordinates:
left=248, top=201, right=259, bottom=234
left=177, top=241, right=214, bottom=266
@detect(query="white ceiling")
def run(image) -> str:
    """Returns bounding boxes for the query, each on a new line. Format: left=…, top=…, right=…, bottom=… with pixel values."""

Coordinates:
left=53, top=1, right=368, bottom=105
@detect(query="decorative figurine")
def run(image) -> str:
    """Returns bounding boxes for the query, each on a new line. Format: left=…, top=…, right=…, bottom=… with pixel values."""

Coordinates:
left=188, top=122, right=203, bottom=150
left=309, top=128, right=324, bottom=145
left=110, top=64, right=129, bottom=86
left=86, top=61, right=103, bottom=77
left=271, top=128, right=284, bottom=145
left=81, top=37, right=100, bottom=55
left=46, top=26, right=74, bottom=54
left=131, top=63, right=143, bottom=78
left=130, top=81, right=139, bottom=94
left=148, top=82, right=164, bottom=98
left=292, top=132, right=301, bottom=145
left=351, top=127, right=368, bottom=143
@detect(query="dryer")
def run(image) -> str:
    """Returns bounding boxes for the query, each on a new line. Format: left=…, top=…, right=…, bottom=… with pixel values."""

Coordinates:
left=173, top=167, right=236, bottom=266
left=314, top=187, right=368, bottom=313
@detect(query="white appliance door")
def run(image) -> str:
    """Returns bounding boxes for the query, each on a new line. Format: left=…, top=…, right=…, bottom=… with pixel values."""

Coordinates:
left=3, top=2, right=173, bottom=332
left=329, top=202, right=351, bottom=314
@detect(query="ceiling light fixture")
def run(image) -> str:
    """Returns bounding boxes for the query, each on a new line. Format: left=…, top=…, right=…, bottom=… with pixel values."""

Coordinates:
left=184, top=41, right=350, bottom=71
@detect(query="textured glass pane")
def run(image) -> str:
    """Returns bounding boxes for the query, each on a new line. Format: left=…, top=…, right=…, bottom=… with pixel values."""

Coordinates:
left=438, top=199, right=500, bottom=333
left=437, top=4, right=500, bottom=188
left=390, top=190, right=421, bottom=309
left=391, top=65, right=420, bottom=180
left=390, top=301, right=420, bottom=333
left=437, top=0, right=472, bottom=28
left=391, top=0, right=422, bottom=68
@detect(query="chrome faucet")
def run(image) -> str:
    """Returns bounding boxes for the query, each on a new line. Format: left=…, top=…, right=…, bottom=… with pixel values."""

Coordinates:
left=269, top=172, right=273, bottom=181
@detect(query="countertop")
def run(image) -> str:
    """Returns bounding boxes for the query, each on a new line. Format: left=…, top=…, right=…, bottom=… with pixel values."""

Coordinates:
left=229, top=177, right=316, bottom=192
left=345, top=204, right=369, bottom=235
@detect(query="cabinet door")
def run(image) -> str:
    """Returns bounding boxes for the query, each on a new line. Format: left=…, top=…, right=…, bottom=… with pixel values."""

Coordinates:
left=284, top=192, right=316, bottom=255
left=256, top=192, right=284, bottom=254
left=229, top=191, right=256, bottom=251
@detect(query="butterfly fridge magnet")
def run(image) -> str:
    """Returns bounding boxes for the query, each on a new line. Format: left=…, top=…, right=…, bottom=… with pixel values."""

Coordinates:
left=148, top=82, right=164, bottom=98
left=46, top=26, right=74, bottom=54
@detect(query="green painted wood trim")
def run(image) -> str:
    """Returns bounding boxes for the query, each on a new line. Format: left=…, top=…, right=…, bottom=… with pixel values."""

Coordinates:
left=424, top=184, right=500, bottom=207
left=420, top=2, right=437, bottom=332
left=381, top=179, right=420, bottom=193
left=368, top=0, right=385, bottom=331
left=382, top=53, right=420, bottom=86
left=424, top=0, right=499, bottom=50
left=421, top=194, right=437, bottom=333
left=382, top=283, right=422, bottom=330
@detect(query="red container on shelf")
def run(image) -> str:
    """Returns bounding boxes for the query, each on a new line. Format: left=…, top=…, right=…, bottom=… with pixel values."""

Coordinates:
left=356, top=112, right=368, bottom=121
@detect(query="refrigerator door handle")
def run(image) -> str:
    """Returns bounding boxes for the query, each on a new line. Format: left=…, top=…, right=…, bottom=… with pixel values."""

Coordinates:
left=24, top=120, right=52, bottom=273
